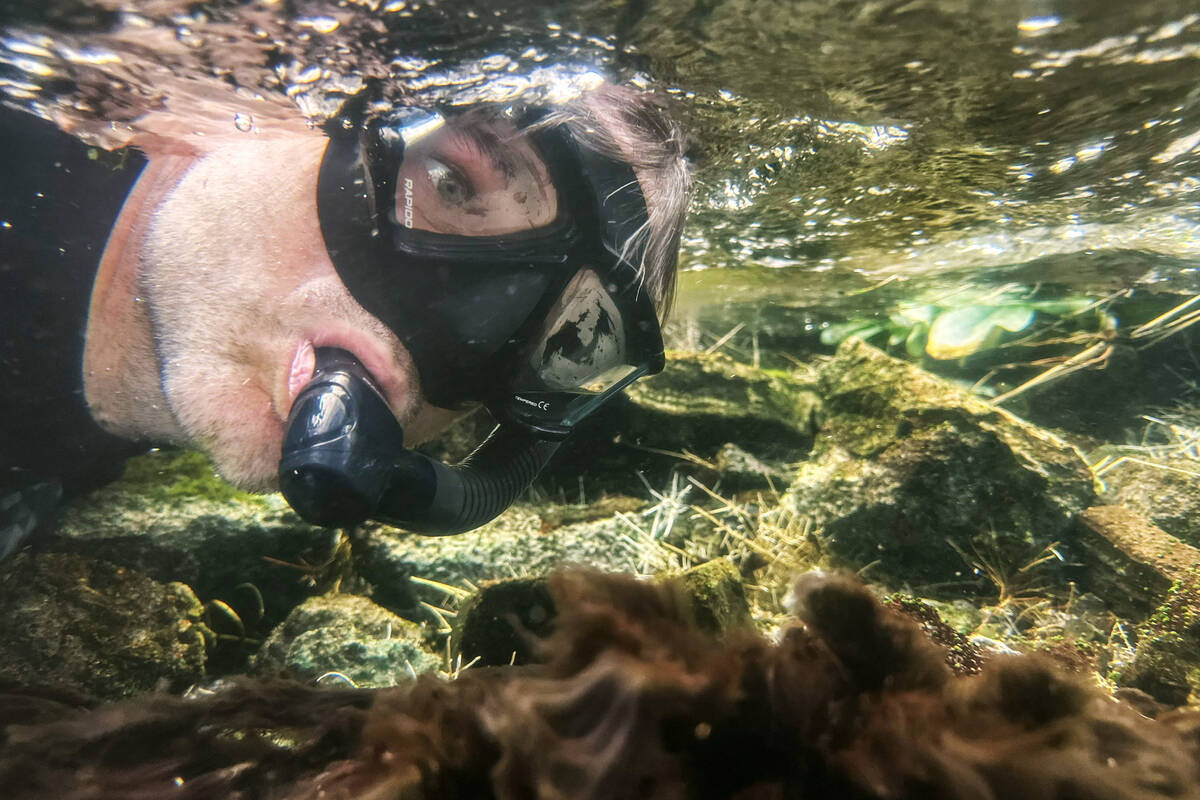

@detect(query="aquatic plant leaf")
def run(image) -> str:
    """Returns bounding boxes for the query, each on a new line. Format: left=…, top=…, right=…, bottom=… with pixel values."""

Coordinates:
left=895, top=304, right=938, bottom=327
left=820, top=320, right=885, bottom=346
left=1026, top=298, right=1094, bottom=316
left=926, top=306, right=1004, bottom=359
left=925, top=304, right=1034, bottom=359
left=905, top=322, right=928, bottom=358
left=988, top=304, right=1036, bottom=333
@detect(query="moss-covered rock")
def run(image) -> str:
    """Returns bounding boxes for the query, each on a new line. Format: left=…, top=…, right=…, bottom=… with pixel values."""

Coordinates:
left=539, top=349, right=821, bottom=496
left=0, top=552, right=208, bottom=698
left=252, top=593, right=440, bottom=687
left=355, top=508, right=644, bottom=620
left=1070, top=505, right=1200, bottom=619
left=1121, top=573, right=1200, bottom=706
left=787, top=339, right=1094, bottom=592
left=623, top=350, right=821, bottom=456
left=673, top=558, right=753, bottom=634
left=46, top=449, right=343, bottom=631
left=112, top=448, right=268, bottom=506
left=886, top=595, right=985, bottom=675
left=1099, top=455, right=1200, bottom=547
left=451, top=577, right=556, bottom=667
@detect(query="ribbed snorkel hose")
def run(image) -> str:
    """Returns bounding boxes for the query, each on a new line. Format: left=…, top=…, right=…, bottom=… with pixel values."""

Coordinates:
left=278, top=348, right=560, bottom=534
left=383, top=424, right=561, bottom=535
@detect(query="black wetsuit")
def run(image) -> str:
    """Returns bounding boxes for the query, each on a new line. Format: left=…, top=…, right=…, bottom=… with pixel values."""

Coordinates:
left=0, top=104, right=148, bottom=550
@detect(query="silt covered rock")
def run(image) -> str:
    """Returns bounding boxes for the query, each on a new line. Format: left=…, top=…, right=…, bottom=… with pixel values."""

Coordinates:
left=252, top=593, right=440, bottom=687
left=1070, top=505, right=1200, bottom=619
left=354, top=508, right=644, bottom=619
left=45, top=449, right=345, bottom=629
left=787, top=339, right=1095, bottom=591
left=1099, top=455, right=1200, bottom=547
left=0, top=552, right=208, bottom=698
left=542, top=349, right=821, bottom=495
left=622, top=349, right=821, bottom=460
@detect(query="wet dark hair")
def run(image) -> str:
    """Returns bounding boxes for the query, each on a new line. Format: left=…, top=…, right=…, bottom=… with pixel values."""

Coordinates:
left=551, top=84, right=692, bottom=319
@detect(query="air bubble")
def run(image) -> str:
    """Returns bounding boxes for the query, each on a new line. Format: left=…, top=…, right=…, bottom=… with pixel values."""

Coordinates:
left=297, top=16, right=339, bottom=34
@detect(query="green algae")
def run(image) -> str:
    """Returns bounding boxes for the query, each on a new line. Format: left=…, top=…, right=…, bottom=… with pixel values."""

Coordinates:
left=115, top=449, right=268, bottom=507
left=1123, top=572, right=1200, bottom=705
left=674, top=558, right=753, bottom=635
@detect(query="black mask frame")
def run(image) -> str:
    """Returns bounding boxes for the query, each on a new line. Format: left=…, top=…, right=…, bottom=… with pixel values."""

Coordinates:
left=316, top=104, right=666, bottom=438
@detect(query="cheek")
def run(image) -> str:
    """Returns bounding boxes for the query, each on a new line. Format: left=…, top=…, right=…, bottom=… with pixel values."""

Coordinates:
left=404, top=403, right=475, bottom=446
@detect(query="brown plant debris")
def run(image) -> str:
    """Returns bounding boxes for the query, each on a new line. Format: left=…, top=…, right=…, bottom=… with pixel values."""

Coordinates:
left=2, top=570, right=1199, bottom=799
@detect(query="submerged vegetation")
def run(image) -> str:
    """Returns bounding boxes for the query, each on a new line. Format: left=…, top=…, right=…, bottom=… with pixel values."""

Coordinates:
left=2, top=328, right=1200, bottom=794
left=6, top=329, right=1196, bottom=695
left=819, top=285, right=1105, bottom=363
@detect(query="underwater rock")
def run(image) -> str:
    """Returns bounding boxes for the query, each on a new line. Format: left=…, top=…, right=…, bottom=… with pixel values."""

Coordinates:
left=533, top=494, right=648, bottom=530
left=5, top=569, right=1198, bottom=799
left=541, top=349, right=821, bottom=495
left=1099, top=455, right=1200, bottom=547
left=0, top=552, right=207, bottom=698
left=44, top=449, right=346, bottom=631
left=1007, top=342, right=1146, bottom=441
left=885, top=595, right=985, bottom=675
left=1071, top=505, right=1200, bottom=619
left=1010, top=320, right=1200, bottom=443
left=252, top=593, right=440, bottom=688
left=451, top=577, right=556, bottom=667
left=450, top=559, right=750, bottom=668
left=1122, top=574, right=1200, bottom=707
left=675, top=557, right=753, bottom=634
left=354, top=508, right=643, bottom=619
left=709, top=441, right=793, bottom=491
left=787, top=338, right=1094, bottom=591
left=622, top=349, right=821, bottom=459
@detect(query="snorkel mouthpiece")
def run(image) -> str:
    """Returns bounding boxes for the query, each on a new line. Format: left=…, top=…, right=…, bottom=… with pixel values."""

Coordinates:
left=279, top=348, right=561, bottom=534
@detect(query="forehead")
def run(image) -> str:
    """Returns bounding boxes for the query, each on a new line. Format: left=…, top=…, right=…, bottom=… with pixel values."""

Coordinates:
left=409, top=111, right=548, bottom=170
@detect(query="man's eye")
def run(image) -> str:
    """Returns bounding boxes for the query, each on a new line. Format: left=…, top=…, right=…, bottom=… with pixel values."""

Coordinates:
left=426, top=158, right=474, bottom=205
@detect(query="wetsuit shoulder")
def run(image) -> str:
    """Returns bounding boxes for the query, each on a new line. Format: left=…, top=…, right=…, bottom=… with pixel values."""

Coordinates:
left=0, top=104, right=148, bottom=499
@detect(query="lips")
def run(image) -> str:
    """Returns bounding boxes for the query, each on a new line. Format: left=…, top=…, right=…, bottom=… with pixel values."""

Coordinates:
left=282, top=329, right=414, bottom=425
left=287, top=341, right=316, bottom=403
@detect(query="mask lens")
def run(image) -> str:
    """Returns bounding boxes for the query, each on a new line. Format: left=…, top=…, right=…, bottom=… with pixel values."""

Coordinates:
left=527, top=269, right=626, bottom=390
left=498, top=268, right=663, bottom=434
left=389, top=119, right=559, bottom=238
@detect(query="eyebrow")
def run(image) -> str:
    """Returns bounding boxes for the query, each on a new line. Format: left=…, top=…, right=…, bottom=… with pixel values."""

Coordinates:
left=454, top=122, right=542, bottom=184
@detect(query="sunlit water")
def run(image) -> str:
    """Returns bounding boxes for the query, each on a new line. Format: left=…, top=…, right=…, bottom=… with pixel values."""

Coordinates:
left=5, top=0, right=1200, bottom=309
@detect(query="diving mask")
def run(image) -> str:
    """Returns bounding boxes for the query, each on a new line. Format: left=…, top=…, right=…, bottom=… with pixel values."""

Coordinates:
left=279, top=104, right=667, bottom=533
left=315, top=104, right=665, bottom=436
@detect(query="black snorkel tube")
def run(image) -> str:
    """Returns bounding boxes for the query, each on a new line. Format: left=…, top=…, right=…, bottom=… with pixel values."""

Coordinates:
left=279, top=348, right=561, bottom=533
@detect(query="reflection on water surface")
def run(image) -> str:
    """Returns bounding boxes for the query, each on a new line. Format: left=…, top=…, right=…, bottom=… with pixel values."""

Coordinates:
left=4, top=0, right=1200, bottom=305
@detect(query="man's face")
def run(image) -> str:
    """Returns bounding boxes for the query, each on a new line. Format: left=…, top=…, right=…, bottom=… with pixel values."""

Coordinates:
left=138, top=119, right=559, bottom=491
